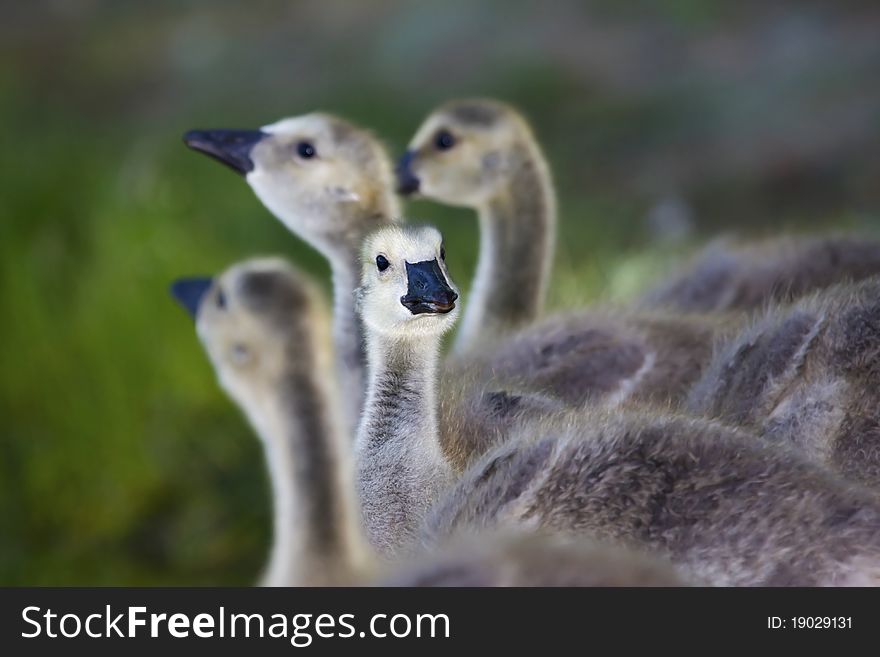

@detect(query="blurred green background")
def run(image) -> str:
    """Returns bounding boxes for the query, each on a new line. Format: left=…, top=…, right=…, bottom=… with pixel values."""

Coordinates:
left=1, top=0, right=878, bottom=584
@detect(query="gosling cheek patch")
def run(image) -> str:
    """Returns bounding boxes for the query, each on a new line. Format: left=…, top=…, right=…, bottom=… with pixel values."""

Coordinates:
left=400, top=259, right=458, bottom=315
left=170, top=277, right=214, bottom=319
left=395, top=150, right=421, bottom=196
left=182, top=129, right=267, bottom=176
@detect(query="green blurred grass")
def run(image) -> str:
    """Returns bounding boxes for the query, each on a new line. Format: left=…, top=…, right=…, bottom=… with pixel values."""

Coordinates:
left=0, top=85, right=269, bottom=584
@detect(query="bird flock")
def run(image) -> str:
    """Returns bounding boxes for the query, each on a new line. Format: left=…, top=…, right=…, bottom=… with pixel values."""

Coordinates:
left=171, top=99, right=880, bottom=586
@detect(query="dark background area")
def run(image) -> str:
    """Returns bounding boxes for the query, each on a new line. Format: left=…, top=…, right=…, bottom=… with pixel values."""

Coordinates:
left=1, top=0, right=878, bottom=584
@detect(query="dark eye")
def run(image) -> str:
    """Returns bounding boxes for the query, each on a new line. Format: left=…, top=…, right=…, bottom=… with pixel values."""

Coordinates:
left=297, top=141, right=316, bottom=159
left=216, top=289, right=227, bottom=309
left=440, top=245, right=446, bottom=261
left=434, top=130, right=455, bottom=151
left=376, top=255, right=390, bottom=272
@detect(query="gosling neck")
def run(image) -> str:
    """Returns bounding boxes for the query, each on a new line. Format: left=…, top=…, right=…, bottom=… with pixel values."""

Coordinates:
left=234, top=353, right=372, bottom=586
left=454, top=143, right=556, bottom=354
left=326, top=244, right=371, bottom=439
left=312, top=204, right=398, bottom=438
left=356, top=327, right=452, bottom=556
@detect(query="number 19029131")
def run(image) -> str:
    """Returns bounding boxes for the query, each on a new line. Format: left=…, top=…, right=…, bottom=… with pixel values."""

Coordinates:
left=768, top=617, right=852, bottom=630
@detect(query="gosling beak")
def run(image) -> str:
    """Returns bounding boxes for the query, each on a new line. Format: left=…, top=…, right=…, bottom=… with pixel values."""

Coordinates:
left=182, top=129, right=266, bottom=176
left=170, top=277, right=214, bottom=319
left=395, top=150, right=421, bottom=196
left=401, top=259, right=458, bottom=315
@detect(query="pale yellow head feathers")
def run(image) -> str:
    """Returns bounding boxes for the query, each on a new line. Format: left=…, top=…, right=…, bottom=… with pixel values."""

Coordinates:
left=401, top=98, right=542, bottom=208
left=357, top=225, right=460, bottom=339
left=193, top=258, right=330, bottom=404
left=246, top=113, right=401, bottom=249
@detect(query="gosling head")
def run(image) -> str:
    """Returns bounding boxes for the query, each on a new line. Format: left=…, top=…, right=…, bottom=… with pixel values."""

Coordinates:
left=357, top=225, right=460, bottom=340
left=184, top=113, right=398, bottom=252
left=171, top=258, right=322, bottom=405
left=397, top=98, right=535, bottom=207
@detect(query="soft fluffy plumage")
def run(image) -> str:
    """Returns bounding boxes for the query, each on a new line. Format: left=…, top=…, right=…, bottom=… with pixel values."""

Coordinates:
left=687, top=275, right=880, bottom=488
left=426, top=409, right=880, bottom=586
left=642, top=234, right=880, bottom=313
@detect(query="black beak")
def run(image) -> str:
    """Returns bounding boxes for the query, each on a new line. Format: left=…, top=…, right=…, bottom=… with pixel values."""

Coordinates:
left=401, top=259, right=458, bottom=315
left=395, top=150, right=421, bottom=196
left=170, top=277, right=213, bottom=319
left=182, top=129, right=266, bottom=176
